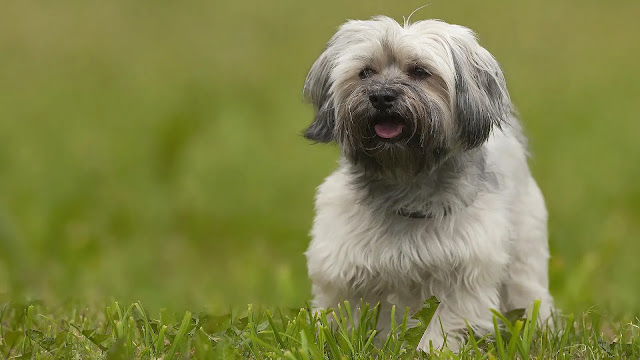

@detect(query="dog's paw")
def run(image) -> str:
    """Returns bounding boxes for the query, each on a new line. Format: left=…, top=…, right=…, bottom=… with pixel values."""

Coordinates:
left=417, top=328, right=462, bottom=353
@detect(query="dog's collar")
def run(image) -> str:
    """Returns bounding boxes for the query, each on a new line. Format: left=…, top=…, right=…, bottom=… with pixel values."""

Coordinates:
left=395, top=208, right=432, bottom=219
left=396, top=206, right=454, bottom=219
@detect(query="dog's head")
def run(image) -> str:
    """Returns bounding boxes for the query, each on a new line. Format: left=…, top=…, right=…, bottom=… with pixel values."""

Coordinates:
left=303, top=16, right=513, bottom=177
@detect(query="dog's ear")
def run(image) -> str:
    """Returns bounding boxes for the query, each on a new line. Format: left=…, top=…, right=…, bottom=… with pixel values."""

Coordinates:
left=303, top=46, right=336, bottom=143
left=450, top=30, right=513, bottom=149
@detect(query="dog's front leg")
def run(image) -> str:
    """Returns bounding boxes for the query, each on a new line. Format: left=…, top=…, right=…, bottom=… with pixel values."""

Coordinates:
left=417, top=290, right=499, bottom=353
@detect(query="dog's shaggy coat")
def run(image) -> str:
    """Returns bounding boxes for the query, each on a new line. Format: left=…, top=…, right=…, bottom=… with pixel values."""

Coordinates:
left=303, top=16, right=553, bottom=351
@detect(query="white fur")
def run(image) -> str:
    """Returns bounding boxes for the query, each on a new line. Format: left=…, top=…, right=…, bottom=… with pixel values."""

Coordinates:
left=304, top=17, right=553, bottom=352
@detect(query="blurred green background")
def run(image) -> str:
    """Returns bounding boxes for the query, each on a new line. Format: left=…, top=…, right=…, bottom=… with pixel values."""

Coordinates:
left=0, top=1, right=639, bottom=315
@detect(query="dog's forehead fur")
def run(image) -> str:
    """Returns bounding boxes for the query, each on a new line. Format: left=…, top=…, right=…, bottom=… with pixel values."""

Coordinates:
left=328, top=17, right=477, bottom=90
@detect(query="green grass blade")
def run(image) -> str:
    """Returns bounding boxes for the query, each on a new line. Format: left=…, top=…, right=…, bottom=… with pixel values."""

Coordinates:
left=559, top=313, right=574, bottom=352
left=322, top=325, right=343, bottom=359
left=265, top=310, right=286, bottom=349
left=134, top=302, right=156, bottom=349
left=506, top=319, right=523, bottom=358
left=299, top=330, right=310, bottom=360
left=493, top=316, right=506, bottom=359
left=166, top=311, right=192, bottom=360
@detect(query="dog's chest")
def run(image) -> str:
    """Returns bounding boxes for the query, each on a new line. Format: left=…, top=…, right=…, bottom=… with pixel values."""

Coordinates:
left=307, top=184, right=512, bottom=296
left=332, top=215, right=474, bottom=283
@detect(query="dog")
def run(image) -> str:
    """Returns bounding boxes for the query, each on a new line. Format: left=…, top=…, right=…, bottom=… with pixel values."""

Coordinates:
left=302, top=16, right=554, bottom=351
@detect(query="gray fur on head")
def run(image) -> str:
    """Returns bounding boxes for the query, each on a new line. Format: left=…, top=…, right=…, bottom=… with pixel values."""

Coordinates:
left=303, top=50, right=336, bottom=142
left=449, top=33, right=513, bottom=149
left=303, top=16, right=514, bottom=176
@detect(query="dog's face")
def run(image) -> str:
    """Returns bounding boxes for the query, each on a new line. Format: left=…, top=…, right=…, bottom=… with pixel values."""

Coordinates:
left=304, top=17, right=513, bottom=177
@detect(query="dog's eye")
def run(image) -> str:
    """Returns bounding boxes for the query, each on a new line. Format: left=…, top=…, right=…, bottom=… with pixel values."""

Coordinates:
left=408, top=66, right=431, bottom=79
left=359, top=67, right=376, bottom=80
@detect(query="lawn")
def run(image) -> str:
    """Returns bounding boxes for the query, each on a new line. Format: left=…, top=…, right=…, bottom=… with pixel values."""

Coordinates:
left=0, top=0, right=639, bottom=358
left=1, top=299, right=639, bottom=358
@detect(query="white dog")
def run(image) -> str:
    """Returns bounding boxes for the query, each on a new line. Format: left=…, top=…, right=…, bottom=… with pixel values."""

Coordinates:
left=302, top=16, right=553, bottom=351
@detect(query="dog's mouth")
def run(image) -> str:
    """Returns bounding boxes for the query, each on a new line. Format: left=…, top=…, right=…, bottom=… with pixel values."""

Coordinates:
left=373, top=117, right=405, bottom=140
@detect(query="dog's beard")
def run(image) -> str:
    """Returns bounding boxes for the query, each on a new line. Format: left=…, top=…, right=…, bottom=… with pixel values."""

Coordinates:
left=335, top=84, right=450, bottom=179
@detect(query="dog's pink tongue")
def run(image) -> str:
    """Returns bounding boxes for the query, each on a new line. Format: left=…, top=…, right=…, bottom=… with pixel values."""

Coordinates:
left=374, top=120, right=404, bottom=139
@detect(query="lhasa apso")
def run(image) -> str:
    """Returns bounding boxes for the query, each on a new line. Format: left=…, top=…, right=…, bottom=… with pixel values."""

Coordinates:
left=302, top=16, right=553, bottom=351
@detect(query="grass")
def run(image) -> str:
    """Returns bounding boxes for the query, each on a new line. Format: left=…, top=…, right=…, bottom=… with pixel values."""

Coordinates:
left=1, top=298, right=639, bottom=359
left=0, top=0, right=640, bottom=358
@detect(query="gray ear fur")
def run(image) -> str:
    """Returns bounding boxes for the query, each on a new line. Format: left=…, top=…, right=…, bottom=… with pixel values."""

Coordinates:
left=302, top=50, right=335, bottom=143
left=451, top=35, right=512, bottom=149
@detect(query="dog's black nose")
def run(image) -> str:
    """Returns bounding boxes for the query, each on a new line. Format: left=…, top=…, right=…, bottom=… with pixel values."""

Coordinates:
left=369, top=90, right=397, bottom=111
